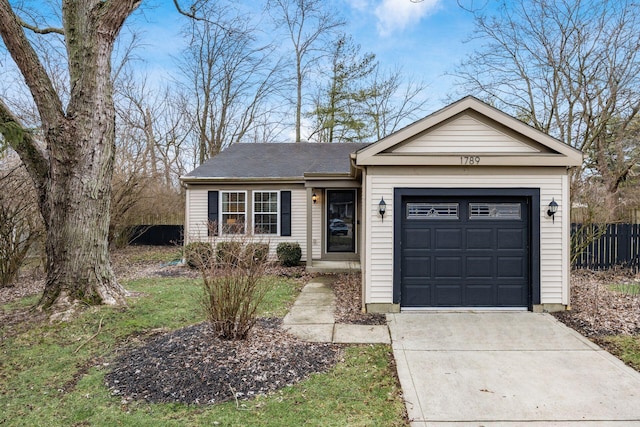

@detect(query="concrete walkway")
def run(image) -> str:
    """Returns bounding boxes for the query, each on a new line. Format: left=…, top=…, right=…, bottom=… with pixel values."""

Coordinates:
left=282, top=276, right=390, bottom=344
left=388, top=312, right=640, bottom=426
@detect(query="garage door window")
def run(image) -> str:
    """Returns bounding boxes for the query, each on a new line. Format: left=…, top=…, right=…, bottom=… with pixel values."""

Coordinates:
left=469, top=203, right=521, bottom=220
left=406, top=203, right=459, bottom=219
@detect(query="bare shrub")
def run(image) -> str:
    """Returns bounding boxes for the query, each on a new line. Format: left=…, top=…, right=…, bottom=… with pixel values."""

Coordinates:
left=244, top=242, right=269, bottom=265
left=571, top=179, right=620, bottom=265
left=197, top=232, right=272, bottom=340
left=216, top=241, right=242, bottom=266
left=0, top=163, right=43, bottom=287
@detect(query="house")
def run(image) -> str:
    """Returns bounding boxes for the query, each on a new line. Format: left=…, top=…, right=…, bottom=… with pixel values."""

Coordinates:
left=180, top=96, right=583, bottom=313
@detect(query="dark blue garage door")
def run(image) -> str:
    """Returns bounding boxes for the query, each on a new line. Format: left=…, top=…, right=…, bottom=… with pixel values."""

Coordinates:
left=400, top=196, right=530, bottom=308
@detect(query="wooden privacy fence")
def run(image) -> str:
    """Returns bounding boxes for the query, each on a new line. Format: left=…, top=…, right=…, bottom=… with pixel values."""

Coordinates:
left=571, top=223, right=640, bottom=272
left=128, top=225, right=184, bottom=246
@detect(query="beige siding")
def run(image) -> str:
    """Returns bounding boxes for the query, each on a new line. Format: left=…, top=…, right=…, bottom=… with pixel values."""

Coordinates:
left=311, top=197, right=322, bottom=260
left=185, top=186, right=309, bottom=261
left=391, top=115, right=540, bottom=154
left=289, top=190, right=308, bottom=260
left=186, top=188, right=209, bottom=241
left=364, top=167, right=568, bottom=306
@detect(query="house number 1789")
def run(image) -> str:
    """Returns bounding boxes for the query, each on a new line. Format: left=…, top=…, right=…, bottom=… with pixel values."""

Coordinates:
left=461, top=156, right=481, bottom=165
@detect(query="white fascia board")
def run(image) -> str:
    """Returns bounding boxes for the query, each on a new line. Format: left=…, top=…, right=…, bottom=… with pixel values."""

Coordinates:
left=356, top=154, right=583, bottom=167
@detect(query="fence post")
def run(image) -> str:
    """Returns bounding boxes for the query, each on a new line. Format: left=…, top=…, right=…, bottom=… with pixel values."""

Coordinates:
left=617, top=223, right=630, bottom=267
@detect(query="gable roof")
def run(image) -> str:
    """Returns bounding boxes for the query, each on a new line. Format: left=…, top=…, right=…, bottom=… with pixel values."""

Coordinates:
left=182, top=142, right=371, bottom=182
left=354, top=96, right=584, bottom=167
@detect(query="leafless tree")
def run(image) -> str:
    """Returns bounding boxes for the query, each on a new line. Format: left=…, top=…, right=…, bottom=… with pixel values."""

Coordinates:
left=455, top=0, right=640, bottom=219
left=364, top=67, right=429, bottom=141
left=178, top=1, right=284, bottom=164
left=115, top=71, right=191, bottom=187
left=0, top=156, right=43, bottom=287
left=266, top=0, right=345, bottom=142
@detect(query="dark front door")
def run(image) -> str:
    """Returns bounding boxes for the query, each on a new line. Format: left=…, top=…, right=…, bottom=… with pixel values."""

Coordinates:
left=327, top=190, right=356, bottom=253
left=400, top=196, right=530, bottom=308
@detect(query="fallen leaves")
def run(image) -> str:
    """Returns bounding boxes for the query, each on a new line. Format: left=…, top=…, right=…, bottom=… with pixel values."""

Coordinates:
left=554, top=269, right=640, bottom=337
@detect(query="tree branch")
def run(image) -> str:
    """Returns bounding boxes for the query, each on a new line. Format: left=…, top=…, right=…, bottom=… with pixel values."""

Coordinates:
left=172, top=0, right=231, bottom=29
left=95, top=0, right=142, bottom=37
left=17, top=16, right=64, bottom=35
left=0, top=0, right=64, bottom=128
left=0, top=99, right=50, bottom=225
left=173, top=0, right=200, bottom=20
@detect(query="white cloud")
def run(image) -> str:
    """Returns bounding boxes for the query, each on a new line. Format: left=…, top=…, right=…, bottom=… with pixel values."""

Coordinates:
left=374, top=0, right=441, bottom=37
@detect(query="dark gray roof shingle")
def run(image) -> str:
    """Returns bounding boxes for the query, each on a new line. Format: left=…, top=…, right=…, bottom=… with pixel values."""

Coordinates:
left=184, top=142, right=371, bottom=179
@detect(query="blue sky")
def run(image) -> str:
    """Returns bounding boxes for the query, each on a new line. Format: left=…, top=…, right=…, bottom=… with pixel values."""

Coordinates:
left=132, top=0, right=488, bottom=112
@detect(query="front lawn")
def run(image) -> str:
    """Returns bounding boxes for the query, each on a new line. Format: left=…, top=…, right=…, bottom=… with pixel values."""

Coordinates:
left=596, top=335, right=640, bottom=371
left=1, top=271, right=407, bottom=426
left=609, top=282, right=640, bottom=296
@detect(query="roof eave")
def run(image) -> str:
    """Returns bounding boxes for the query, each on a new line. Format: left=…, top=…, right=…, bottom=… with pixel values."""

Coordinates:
left=180, top=176, right=305, bottom=184
left=303, top=172, right=355, bottom=180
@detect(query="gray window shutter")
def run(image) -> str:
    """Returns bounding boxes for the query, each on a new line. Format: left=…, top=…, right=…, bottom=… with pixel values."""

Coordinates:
left=281, top=191, right=291, bottom=236
left=207, top=191, right=219, bottom=236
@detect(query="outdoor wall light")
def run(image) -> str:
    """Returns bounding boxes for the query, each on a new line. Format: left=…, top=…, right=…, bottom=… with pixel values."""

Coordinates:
left=312, top=192, right=317, bottom=204
left=547, top=198, right=558, bottom=223
left=379, top=197, right=387, bottom=222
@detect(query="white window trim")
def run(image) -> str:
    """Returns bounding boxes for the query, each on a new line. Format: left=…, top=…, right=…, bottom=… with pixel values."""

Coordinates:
left=220, top=190, right=247, bottom=235
left=253, top=190, right=280, bottom=235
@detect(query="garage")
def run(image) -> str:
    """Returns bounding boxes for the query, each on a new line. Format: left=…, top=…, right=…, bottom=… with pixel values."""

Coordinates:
left=392, top=188, right=541, bottom=310
left=400, top=194, right=530, bottom=308
left=355, top=97, right=583, bottom=313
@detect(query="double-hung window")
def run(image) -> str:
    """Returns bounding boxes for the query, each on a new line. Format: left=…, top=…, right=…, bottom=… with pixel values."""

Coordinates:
left=254, top=191, right=279, bottom=234
left=221, top=191, right=246, bottom=234
left=208, top=190, right=290, bottom=236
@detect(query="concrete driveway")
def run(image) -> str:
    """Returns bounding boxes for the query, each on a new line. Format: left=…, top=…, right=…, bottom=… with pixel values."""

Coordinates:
left=388, top=312, right=640, bottom=426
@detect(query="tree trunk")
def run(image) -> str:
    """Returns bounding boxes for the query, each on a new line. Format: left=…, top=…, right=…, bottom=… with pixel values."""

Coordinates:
left=0, top=1, right=139, bottom=317
left=37, top=119, right=127, bottom=313
left=296, top=53, right=302, bottom=142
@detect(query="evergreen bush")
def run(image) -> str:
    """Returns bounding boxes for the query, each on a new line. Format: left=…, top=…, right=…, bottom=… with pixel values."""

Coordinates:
left=276, top=242, right=302, bottom=267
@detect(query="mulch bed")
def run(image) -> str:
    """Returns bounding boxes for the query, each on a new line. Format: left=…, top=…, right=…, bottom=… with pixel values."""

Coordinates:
left=330, top=273, right=386, bottom=325
left=105, top=318, right=342, bottom=405
left=102, top=261, right=381, bottom=405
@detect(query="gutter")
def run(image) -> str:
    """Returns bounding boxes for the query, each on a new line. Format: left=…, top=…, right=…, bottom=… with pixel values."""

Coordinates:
left=179, top=176, right=305, bottom=185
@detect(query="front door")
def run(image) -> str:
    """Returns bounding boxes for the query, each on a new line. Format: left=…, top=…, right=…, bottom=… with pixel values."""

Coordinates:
left=327, top=190, right=356, bottom=253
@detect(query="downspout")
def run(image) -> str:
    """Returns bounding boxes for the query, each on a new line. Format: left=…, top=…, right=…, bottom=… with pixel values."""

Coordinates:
left=180, top=179, right=190, bottom=246
left=350, top=153, right=367, bottom=313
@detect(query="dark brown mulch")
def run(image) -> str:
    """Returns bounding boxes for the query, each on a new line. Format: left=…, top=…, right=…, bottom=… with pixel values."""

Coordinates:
left=331, top=273, right=386, bottom=325
left=105, top=318, right=342, bottom=405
